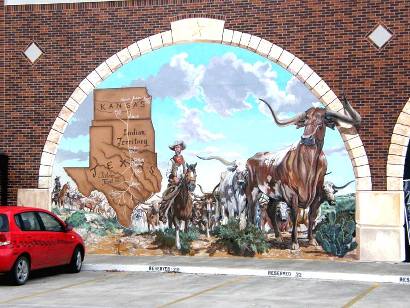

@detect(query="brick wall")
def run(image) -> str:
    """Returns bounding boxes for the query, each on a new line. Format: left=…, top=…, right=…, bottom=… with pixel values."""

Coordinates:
left=2, top=0, right=410, bottom=203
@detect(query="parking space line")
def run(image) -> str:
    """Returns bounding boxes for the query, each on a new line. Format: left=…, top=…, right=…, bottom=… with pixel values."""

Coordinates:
left=0, top=273, right=121, bottom=305
left=157, top=276, right=248, bottom=308
left=342, top=283, right=379, bottom=308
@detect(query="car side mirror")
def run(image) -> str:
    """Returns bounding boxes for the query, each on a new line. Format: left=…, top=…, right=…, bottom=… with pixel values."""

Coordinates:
left=65, top=223, right=74, bottom=232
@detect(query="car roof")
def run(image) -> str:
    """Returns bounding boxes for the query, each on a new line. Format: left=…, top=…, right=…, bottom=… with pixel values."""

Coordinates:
left=0, top=206, right=52, bottom=214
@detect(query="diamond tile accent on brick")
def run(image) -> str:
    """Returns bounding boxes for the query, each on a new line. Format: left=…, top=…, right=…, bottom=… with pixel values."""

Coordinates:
left=367, top=25, right=393, bottom=49
left=24, top=42, right=43, bottom=63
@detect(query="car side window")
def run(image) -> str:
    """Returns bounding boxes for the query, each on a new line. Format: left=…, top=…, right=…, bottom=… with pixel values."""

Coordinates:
left=0, top=214, right=9, bottom=232
left=16, top=212, right=42, bottom=231
left=37, top=212, right=64, bottom=232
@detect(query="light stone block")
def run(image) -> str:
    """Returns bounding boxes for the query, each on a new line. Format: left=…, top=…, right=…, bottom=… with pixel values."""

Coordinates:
left=78, top=78, right=94, bottom=96
left=65, top=98, right=79, bottom=113
left=312, top=80, right=330, bottom=98
left=256, top=39, right=272, bottom=56
left=86, top=70, right=102, bottom=88
left=231, top=31, right=242, bottom=45
left=38, top=177, right=52, bottom=189
left=106, top=54, right=122, bottom=72
left=58, top=106, right=74, bottom=123
left=267, top=44, right=283, bottom=62
left=397, top=112, right=410, bottom=126
left=305, top=72, right=321, bottom=89
left=128, top=42, right=140, bottom=59
left=356, top=191, right=404, bottom=226
left=387, top=154, right=406, bottom=165
left=171, top=18, right=225, bottom=43
left=321, top=90, right=338, bottom=106
left=287, top=57, right=304, bottom=75
left=239, top=33, right=251, bottom=48
left=355, top=165, right=371, bottom=178
left=117, top=48, right=132, bottom=65
left=353, top=155, right=369, bottom=167
left=393, top=123, right=410, bottom=137
left=137, top=38, right=152, bottom=54
left=39, top=164, right=53, bottom=177
left=277, top=49, right=295, bottom=69
left=47, top=129, right=63, bottom=144
left=344, top=135, right=362, bottom=150
left=43, top=140, right=58, bottom=155
left=327, top=98, right=343, bottom=112
left=40, top=152, right=56, bottom=166
left=17, top=189, right=51, bottom=210
left=387, top=163, right=404, bottom=177
left=340, top=131, right=357, bottom=143
left=222, top=29, right=233, bottom=44
left=71, top=87, right=87, bottom=105
left=52, top=117, right=68, bottom=133
left=356, top=225, right=404, bottom=262
left=296, top=64, right=313, bottom=82
left=248, top=35, right=261, bottom=51
left=161, top=31, right=173, bottom=46
left=391, top=133, right=408, bottom=146
left=150, top=33, right=163, bottom=50
left=387, top=176, right=403, bottom=191
left=350, top=146, right=367, bottom=159
left=389, top=143, right=407, bottom=157
left=356, top=177, right=372, bottom=191
left=402, top=101, right=410, bottom=114
left=95, top=62, right=112, bottom=80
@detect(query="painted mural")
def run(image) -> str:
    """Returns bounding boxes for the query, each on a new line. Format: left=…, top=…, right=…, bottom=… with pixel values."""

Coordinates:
left=52, top=43, right=358, bottom=260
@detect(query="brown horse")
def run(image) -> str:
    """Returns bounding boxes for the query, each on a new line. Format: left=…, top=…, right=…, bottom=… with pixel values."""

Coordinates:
left=57, top=183, right=70, bottom=208
left=168, top=163, right=197, bottom=250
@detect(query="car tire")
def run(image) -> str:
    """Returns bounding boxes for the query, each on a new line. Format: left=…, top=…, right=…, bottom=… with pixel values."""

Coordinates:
left=9, top=255, right=30, bottom=286
left=67, top=247, right=82, bottom=273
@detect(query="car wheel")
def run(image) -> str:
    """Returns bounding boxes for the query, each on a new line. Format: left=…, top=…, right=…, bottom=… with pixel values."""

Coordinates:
left=67, top=247, right=82, bottom=273
left=9, top=255, right=30, bottom=286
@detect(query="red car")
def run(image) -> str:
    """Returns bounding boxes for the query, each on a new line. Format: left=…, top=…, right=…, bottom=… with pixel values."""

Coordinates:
left=0, top=206, right=85, bottom=285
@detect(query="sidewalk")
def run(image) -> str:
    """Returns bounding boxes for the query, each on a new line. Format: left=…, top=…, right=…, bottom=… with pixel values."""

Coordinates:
left=83, top=254, right=410, bottom=285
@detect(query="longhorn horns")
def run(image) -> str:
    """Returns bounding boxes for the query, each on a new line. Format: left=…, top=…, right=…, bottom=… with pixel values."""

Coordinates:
left=325, top=94, right=361, bottom=127
left=333, top=180, right=355, bottom=190
left=196, top=155, right=236, bottom=166
left=259, top=98, right=306, bottom=127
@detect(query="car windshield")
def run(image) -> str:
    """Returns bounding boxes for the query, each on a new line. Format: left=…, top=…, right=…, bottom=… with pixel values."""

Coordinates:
left=0, top=214, right=9, bottom=232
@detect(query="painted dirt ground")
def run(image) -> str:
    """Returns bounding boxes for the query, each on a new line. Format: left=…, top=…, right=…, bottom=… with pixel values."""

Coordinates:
left=54, top=206, right=357, bottom=262
left=85, top=233, right=357, bottom=261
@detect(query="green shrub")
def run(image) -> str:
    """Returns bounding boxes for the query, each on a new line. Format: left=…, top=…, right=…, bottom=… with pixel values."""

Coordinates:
left=103, top=217, right=122, bottom=233
left=213, top=219, right=270, bottom=257
left=154, top=228, right=199, bottom=254
left=66, top=211, right=87, bottom=228
left=315, top=211, right=357, bottom=257
left=52, top=207, right=61, bottom=216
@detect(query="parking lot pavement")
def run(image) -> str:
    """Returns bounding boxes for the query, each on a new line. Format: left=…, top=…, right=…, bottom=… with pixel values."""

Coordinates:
left=0, top=270, right=409, bottom=307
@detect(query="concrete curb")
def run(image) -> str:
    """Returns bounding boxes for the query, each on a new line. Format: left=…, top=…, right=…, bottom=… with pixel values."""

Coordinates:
left=83, top=263, right=410, bottom=285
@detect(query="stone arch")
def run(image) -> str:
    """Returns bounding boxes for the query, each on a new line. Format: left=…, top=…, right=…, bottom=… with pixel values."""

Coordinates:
left=386, top=97, right=410, bottom=191
left=38, top=17, right=372, bottom=196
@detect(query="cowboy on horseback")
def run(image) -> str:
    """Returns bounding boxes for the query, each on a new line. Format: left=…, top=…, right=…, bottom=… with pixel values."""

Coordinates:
left=159, top=140, right=187, bottom=223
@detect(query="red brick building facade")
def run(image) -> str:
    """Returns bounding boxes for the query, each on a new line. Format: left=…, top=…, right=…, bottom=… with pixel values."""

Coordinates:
left=1, top=0, right=409, bottom=261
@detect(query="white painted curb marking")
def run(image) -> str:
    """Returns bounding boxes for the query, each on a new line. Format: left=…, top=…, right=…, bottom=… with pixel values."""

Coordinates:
left=83, top=263, right=410, bottom=285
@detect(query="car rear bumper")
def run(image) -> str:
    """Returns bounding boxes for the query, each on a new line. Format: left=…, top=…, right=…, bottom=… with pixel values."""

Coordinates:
left=0, top=248, right=16, bottom=272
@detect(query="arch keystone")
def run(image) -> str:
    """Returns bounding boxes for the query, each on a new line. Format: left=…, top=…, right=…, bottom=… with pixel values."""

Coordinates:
left=171, top=18, right=225, bottom=43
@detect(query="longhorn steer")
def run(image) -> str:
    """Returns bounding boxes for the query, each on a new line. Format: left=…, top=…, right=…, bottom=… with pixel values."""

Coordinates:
left=245, top=95, right=360, bottom=249
left=196, top=156, right=247, bottom=225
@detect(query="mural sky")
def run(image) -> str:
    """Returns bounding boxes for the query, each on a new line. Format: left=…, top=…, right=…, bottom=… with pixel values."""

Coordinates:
left=54, top=43, right=355, bottom=195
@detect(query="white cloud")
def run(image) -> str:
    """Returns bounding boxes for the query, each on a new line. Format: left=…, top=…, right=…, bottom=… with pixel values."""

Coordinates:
left=175, top=101, right=224, bottom=143
left=131, top=53, right=204, bottom=101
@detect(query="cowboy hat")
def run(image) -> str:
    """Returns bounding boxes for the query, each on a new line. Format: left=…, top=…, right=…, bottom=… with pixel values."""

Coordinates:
left=169, top=140, right=186, bottom=151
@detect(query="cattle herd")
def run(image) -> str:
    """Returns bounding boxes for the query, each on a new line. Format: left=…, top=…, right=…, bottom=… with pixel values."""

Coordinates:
left=54, top=96, right=360, bottom=251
